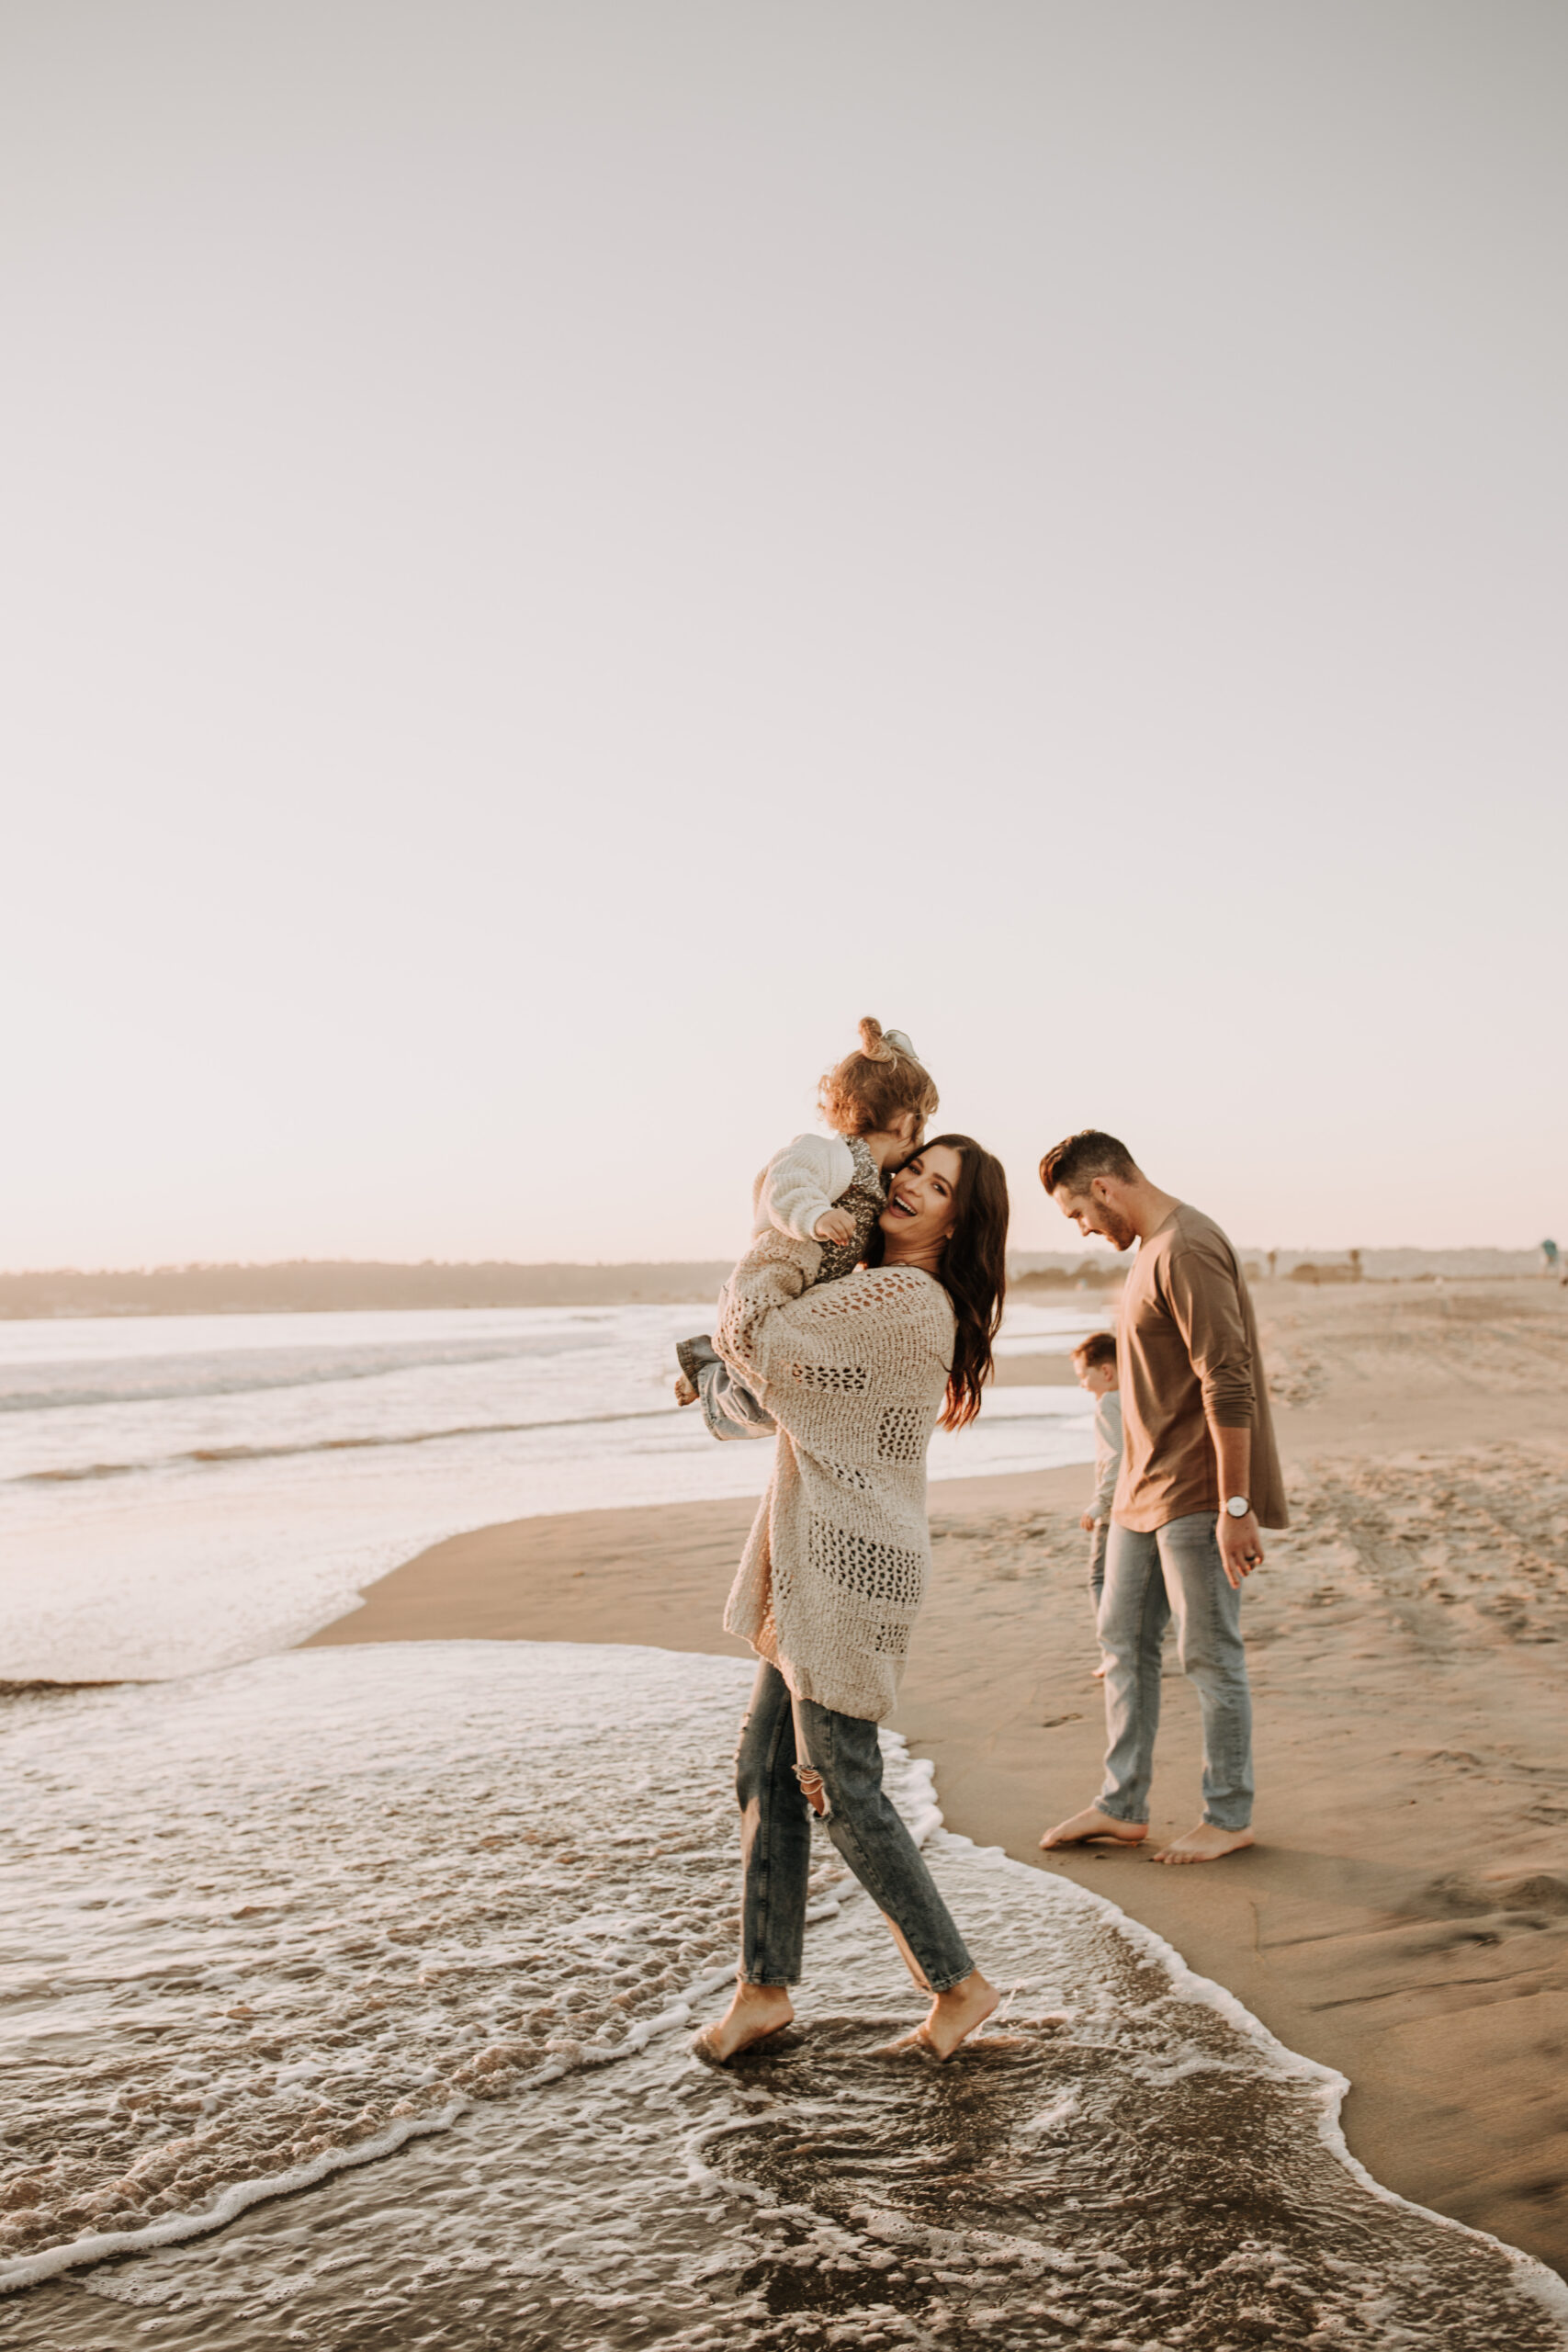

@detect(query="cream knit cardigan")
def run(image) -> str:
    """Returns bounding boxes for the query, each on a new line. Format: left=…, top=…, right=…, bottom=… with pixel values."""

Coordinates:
left=716, top=1230, right=956, bottom=1722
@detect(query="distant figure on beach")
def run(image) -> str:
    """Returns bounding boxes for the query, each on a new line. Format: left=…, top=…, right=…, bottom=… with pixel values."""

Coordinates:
left=1036, top=1131, right=1287, bottom=1866
left=1072, top=1331, right=1122, bottom=1679
left=694, top=1134, right=1010, bottom=2064
left=1543, top=1238, right=1560, bottom=1276
left=672, top=1019, right=940, bottom=1435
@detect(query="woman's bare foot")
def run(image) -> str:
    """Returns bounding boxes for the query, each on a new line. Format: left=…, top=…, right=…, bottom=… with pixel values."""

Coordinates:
left=673, top=1373, right=698, bottom=1407
left=882, top=1968, right=998, bottom=2061
left=1091, top=1661, right=1108, bottom=1679
left=1038, top=1806, right=1147, bottom=1850
left=1152, top=1823, right=1256, bottom=1865
left=692, top=1981, right=794, bottom=2063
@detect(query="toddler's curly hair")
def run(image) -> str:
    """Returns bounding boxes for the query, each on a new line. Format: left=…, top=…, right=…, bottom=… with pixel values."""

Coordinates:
left=818, top=1018, right=940, bottom=1138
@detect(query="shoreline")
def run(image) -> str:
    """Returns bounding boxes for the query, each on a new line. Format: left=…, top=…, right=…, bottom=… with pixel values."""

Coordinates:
left=303, top=1277, right=1568, bottom=2278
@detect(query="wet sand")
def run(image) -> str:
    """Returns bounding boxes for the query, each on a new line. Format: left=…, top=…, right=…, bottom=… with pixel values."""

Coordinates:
left=305, top=1275, right=1568, bottom=2278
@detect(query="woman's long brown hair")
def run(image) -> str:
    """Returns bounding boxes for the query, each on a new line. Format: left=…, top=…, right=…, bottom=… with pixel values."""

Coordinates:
left=870, top=1133, right=1010, bottom=1430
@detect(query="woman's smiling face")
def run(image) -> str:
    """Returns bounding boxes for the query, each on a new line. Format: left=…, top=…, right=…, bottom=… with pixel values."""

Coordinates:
left=880, top=1144, right=963, bottom=1257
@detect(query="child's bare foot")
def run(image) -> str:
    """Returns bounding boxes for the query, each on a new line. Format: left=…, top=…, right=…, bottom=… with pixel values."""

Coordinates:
left=1039, top=1806, right=1147, bottom=1849
left=692, top=1982, right=794, bottom=2063
left=881, top=1968, right=998, bottom=2060
left=1152, top=1822, right=1256, bottom=1865
left=673, top=1373, right=698, bottom=1407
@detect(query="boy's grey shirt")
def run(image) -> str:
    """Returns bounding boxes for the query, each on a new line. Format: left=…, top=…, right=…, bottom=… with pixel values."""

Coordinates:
left=1091, top=1389, right=1123, bottom=1521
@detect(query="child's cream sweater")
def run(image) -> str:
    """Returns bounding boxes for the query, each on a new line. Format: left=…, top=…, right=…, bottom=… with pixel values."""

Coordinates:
left=753, top=1133, right=865, bottom=1238
left=752, top=1133, right=886, bottom=1286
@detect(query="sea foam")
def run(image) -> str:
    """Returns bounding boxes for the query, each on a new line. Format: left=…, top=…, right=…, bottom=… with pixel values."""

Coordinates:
left=3, top=1643, right=1564, bottom=2349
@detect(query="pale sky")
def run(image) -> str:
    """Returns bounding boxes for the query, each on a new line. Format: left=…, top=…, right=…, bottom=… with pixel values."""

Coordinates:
left=5, top=2, right=1564, bottom=1268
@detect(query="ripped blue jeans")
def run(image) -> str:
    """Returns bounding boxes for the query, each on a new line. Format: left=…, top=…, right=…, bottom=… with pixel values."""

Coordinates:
left=734, top=1661, right=974, bottom=1992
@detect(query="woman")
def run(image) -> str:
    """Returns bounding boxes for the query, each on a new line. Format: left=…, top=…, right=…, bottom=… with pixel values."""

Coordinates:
left=695, top=1135, right=1010, bottom=2064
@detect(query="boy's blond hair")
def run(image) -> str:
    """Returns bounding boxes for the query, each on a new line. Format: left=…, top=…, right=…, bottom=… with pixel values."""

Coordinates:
left=818, top=1018, right=940, bottom=1138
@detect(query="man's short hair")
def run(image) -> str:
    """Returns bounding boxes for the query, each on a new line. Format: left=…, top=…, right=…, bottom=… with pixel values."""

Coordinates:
left=1038, top=1130, right=1139, bottom=1195
left=1071, top=1330, right=1118, bottom=1372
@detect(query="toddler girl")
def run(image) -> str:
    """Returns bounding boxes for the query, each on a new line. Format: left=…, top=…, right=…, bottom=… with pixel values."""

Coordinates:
left=674, top=1018, right=940, bottom=1436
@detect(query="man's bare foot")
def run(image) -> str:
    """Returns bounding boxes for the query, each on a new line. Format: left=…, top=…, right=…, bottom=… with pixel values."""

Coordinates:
left=882, top=1968, right=999, bottom=2061
left=692, top=1981, right=794, bottom=2063
left=1152, top=1823, right=1256, bottom=1865
left=673, top=1373, right=698, bottom=1407
left=1038, top=1807, right=1147, bottom=1850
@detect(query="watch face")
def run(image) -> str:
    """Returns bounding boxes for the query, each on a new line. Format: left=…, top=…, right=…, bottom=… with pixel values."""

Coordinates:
left=1226, top=1496, right=1249, bottom=1517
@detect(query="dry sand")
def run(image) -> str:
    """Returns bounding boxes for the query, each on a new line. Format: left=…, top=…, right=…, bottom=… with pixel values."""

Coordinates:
left=304, top=1275, right=1568, bottom=2277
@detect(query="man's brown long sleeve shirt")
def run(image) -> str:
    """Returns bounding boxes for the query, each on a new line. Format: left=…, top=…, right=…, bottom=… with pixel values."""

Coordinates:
left=1113, top=1203, right=1288, bottom=1532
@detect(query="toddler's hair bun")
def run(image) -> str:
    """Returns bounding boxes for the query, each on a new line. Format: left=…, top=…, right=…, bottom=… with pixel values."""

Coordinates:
left=820, top=1019, right=939, bottom=1136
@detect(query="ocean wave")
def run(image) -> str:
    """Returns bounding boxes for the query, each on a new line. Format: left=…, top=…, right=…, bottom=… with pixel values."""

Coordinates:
left=10, top=1405, right=680, bottom=1484
left=0, top=1646, right=755, bottom=2295
left=10, top=1391, right=1089, bottom=1489
left=0, top=1337, right=614, bottom=1419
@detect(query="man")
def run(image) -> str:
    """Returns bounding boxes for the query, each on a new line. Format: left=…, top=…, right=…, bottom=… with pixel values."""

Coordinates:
left=1036, top=1130, right=1287, bottom=1864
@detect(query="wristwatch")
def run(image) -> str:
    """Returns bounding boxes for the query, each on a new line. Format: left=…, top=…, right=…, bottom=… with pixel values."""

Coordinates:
left=1224, top=1495, right=1251, bottom=1519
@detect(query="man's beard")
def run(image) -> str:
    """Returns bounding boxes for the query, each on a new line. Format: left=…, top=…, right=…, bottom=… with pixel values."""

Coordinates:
left=1097, top=1205, right=1137, bottom=1253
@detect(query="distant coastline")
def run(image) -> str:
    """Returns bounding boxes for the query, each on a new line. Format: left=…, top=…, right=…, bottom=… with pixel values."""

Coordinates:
left=0, top=1261, right=737, bottom=1317
left=0, top=1247, right=1547, bottom=1317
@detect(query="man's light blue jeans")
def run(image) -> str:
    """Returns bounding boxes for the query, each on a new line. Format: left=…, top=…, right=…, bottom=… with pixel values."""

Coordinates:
left=1096, top=1512, right=1254, bottom=1832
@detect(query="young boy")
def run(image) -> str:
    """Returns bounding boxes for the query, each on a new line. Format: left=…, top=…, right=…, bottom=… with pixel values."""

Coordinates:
left=1072, top=1330, right=1122, bottom=1673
